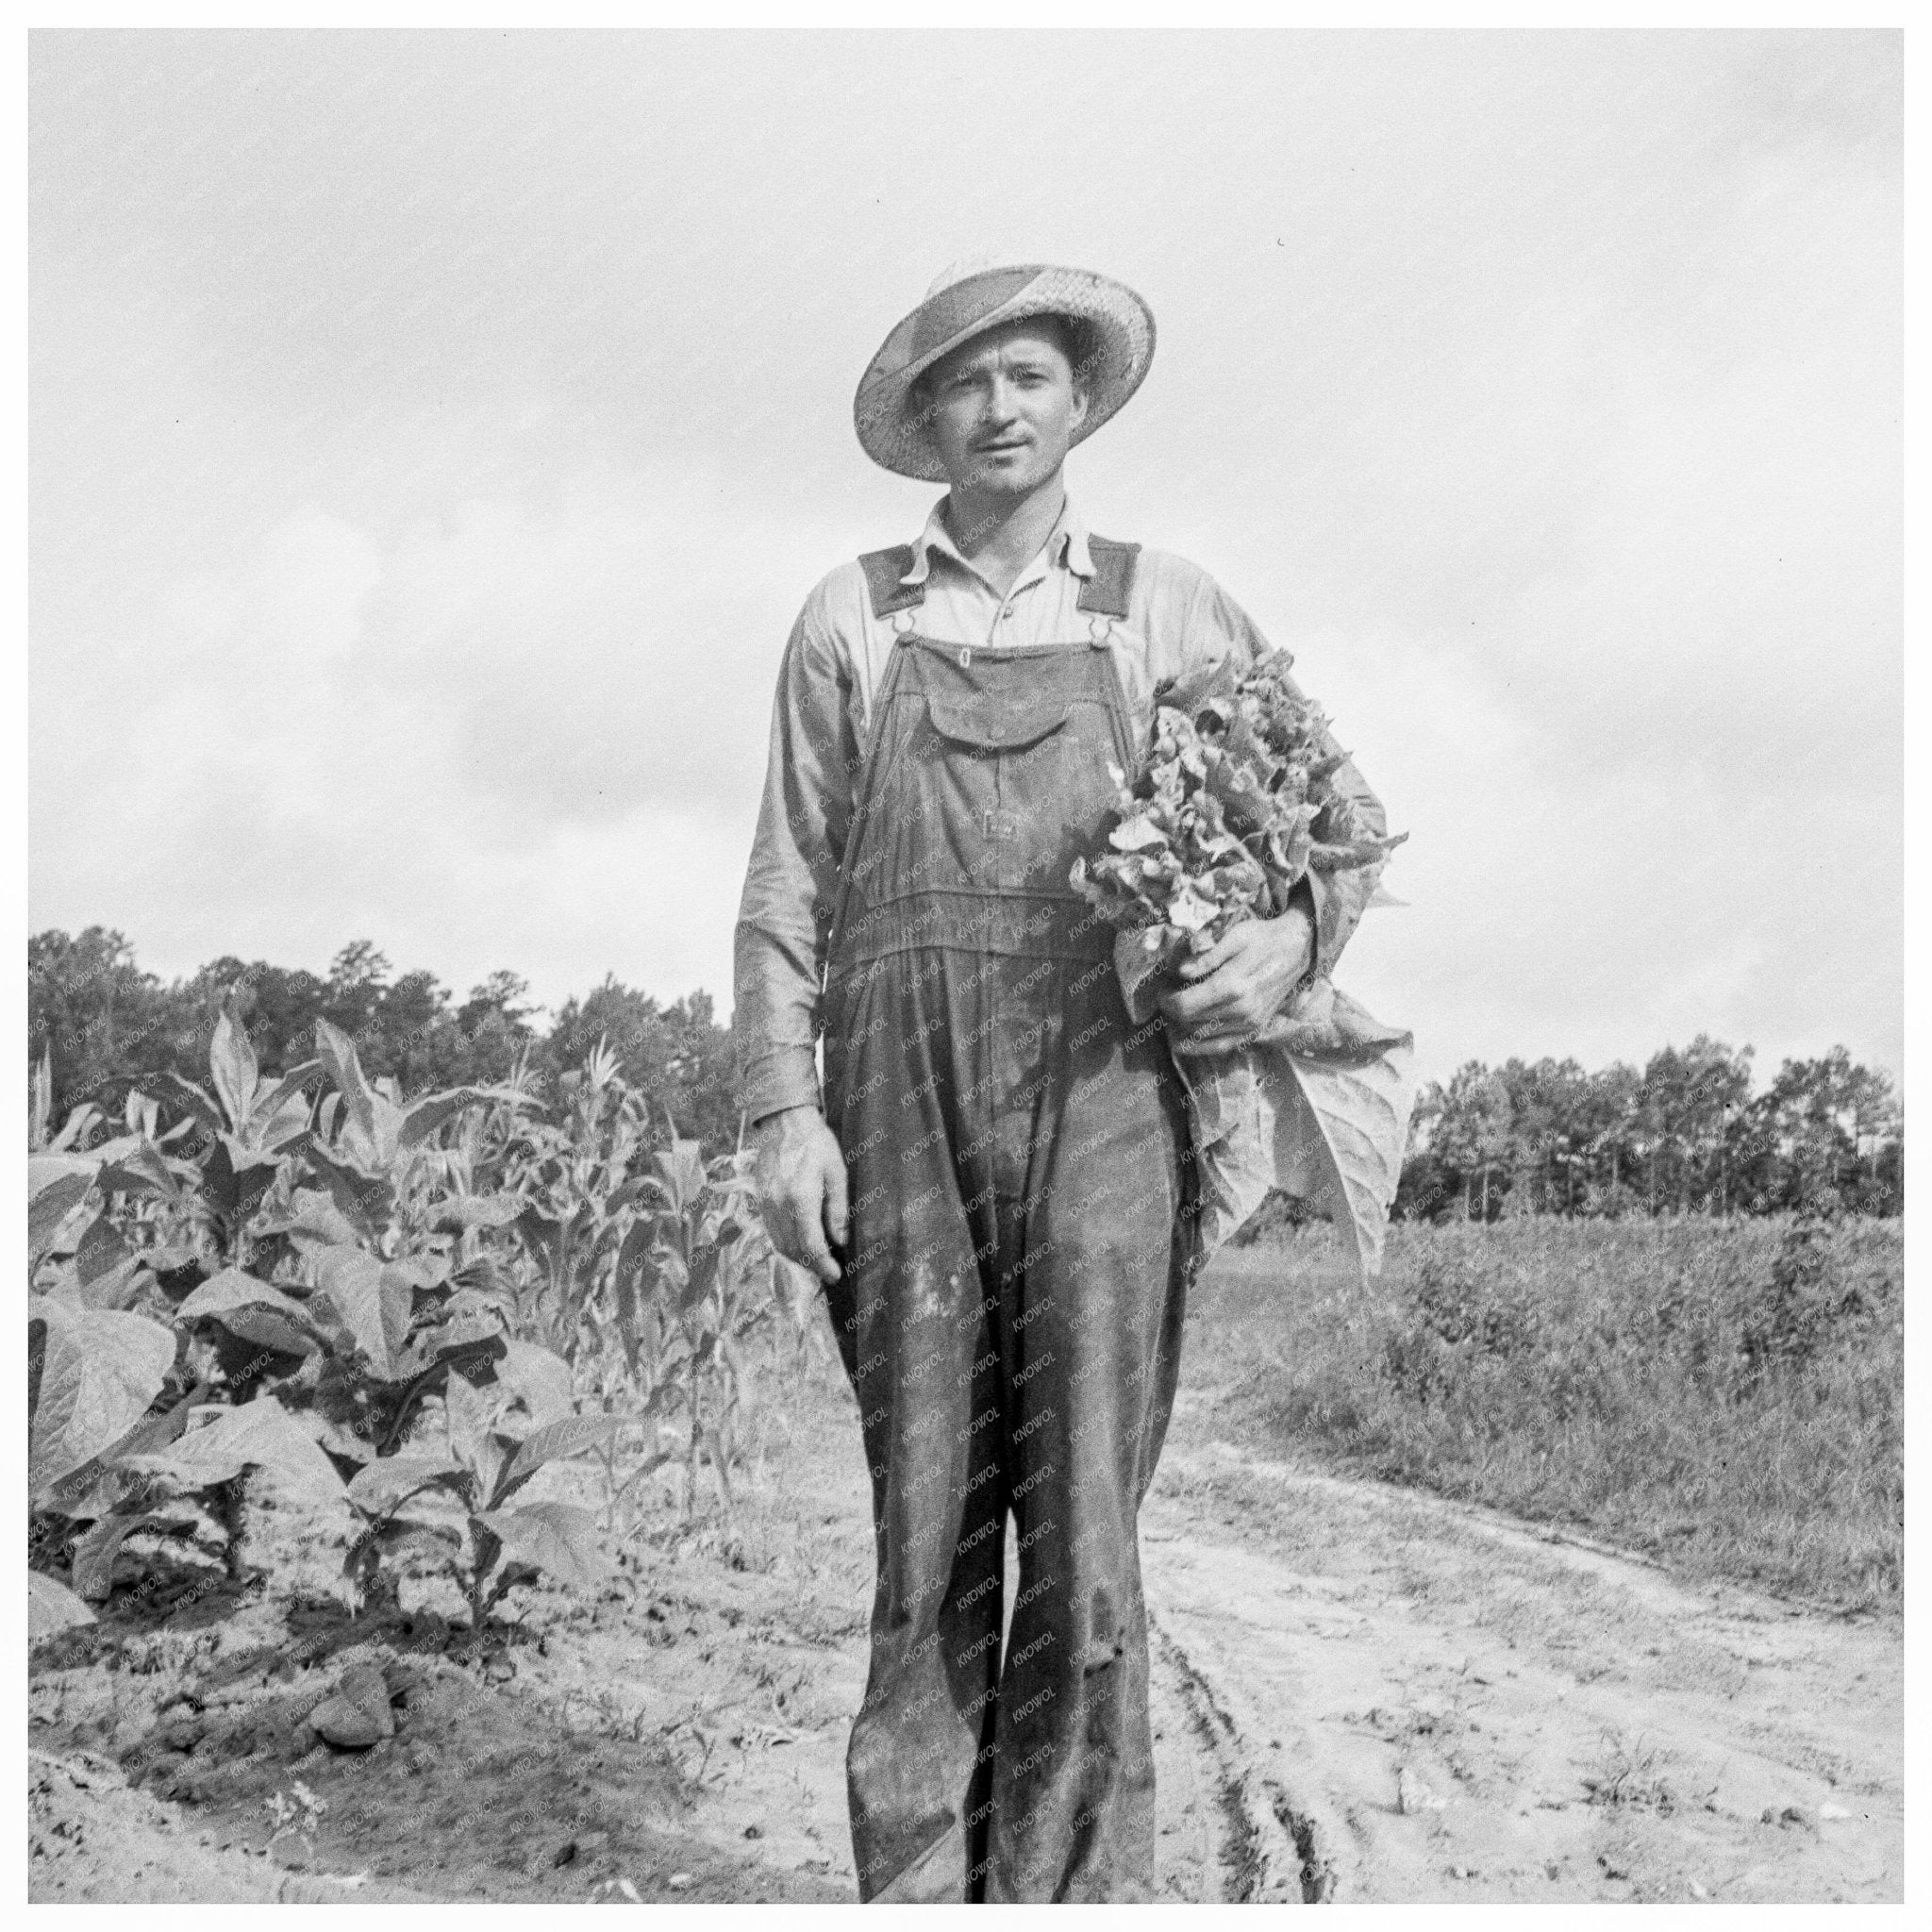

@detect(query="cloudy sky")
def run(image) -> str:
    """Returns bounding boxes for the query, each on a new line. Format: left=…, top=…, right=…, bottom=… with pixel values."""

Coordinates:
left=29, top=30, right=1901, bottom=1090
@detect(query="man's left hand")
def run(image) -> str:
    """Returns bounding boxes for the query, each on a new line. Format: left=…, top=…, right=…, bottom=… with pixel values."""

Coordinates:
left=1159, top=908, right=1315, bottom=1057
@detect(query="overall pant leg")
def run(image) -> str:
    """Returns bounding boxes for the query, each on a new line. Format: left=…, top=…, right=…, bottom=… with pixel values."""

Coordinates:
left=824, top=950, right=1009, bottom=1903
left=982, top=958, right=1198, bottom=1903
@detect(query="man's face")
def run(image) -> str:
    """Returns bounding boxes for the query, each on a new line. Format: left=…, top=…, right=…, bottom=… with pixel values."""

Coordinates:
left=919, top=320, right=1090, bottom=500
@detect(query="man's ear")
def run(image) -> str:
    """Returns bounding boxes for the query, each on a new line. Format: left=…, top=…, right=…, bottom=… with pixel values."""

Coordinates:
left=1069, top=382, right=1091, bottom=432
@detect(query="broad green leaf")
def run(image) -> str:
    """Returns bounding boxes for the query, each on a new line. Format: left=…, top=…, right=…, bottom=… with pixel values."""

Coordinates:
left=246, top=1058, right=322, bottom=1148
left=346, top=1453, right=469, bottom=1512
left=71, top=1512, right=169, bottom=1602
left=388, top=1319, right=505, bottom=1386
left=28, top=1571, right=97, bottom=1641
left=162, top=1073, right=225, bottom=1136
left=28, top=1298, right=176, bottom=1503
left=42, top=1388, right=203, bottom=1521
left=369, top=1333, right=508, bottom=1455
left=200, top=1136, right=285, bottom=1224
left=208, top=1008, right=259, bottom=1136
left=74, top=1212, right=130, bottom=1288
left=300, top=1141, right=396, bottom=1237
left=264, top=1186, right=364, bottom=1251
left=29, top=1152, right=98, bottom=1202
left=29, top=1171, right=93, bottom=1271
left=1275, top=1041, right=1417, bottom=1279
left=123, top=1400, right=349, bottom=1507
left=93, top=1140, right=189, bottom=1205
left=390, top=1251, right=450, bottom=1290
left=299, top=1408, right=379, bottom=1471
left=428, top=1193, right=525, bottom=1234
left=491, top=1412, right=630, bottom=1507
left=475, top=1500, right=606, bottom=1590
left=396, top=1086, right=525, bottom=1151
left=441, top=1372, right=511, bottom=1504
left=315, top=1018, right=403, bottom=1171
left=175, top=1268, right=320, bottom=1357
left=342, top=1513, right=463, bottom=1583
left=66, top=1256, right=156, bottom=1314
left=309, top=1245, right=413, bottom=1378
left=492, top=1338, right=575, bottom=1426
left=1177, top=982, right=1417, bottom=1279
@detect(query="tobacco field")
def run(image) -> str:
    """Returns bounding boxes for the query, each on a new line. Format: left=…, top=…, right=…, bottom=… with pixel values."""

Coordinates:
left=25, top=994, right=1903, bottom=1902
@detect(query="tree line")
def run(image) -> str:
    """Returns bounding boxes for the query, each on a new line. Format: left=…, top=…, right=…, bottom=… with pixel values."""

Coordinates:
left=28, top=927, right=740, bottom=1155
left=1395, top=1036, right=1903, bottom=1222
left=30, top=930, right=1903, bottom=1218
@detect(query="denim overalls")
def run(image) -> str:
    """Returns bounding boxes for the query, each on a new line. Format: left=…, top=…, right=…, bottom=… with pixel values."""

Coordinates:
left=821, top=537, right=1199, bottom=1902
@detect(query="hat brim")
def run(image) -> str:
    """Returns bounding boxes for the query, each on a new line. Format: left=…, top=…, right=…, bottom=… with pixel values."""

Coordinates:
left=854, top=265, right=1156, bottom=483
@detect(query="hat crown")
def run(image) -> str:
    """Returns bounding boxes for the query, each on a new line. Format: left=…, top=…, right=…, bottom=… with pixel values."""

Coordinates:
left=923, top=253, right=1027, bottom=300
left=909, top=263, right=1047, bottom=361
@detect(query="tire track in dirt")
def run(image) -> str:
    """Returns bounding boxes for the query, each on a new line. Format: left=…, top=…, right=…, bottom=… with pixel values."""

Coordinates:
left=1149, top=1612, right=1323, bottom=1901
left=1141, top=1437, right=1904, bottom=1904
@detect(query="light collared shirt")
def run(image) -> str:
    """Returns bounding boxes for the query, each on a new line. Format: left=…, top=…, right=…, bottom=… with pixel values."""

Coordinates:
left=732, top=491, right=1386, bottom=1122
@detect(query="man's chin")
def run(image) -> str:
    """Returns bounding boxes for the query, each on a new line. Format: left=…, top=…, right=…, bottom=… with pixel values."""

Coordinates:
left=958, top=456, right=1056, bottom=496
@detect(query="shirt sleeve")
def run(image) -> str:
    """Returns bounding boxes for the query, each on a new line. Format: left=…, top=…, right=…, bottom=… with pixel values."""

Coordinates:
left=732, top=588, right=858, bottom=1123
left=1181, top=572, right=1390, bottom=983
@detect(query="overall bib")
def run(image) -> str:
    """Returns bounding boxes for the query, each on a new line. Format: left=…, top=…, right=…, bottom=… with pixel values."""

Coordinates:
left=821, top=539, right=1199, bottom=1903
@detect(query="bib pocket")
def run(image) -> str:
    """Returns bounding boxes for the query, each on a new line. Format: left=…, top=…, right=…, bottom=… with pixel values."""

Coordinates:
left=924, top=694, right=1073, bottom=755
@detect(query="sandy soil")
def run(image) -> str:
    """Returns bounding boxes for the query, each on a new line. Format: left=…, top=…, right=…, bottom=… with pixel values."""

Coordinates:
left=28, top=1274, right=1903, bottom=1905
left=1143, top=1427, right=1903, bottom=1903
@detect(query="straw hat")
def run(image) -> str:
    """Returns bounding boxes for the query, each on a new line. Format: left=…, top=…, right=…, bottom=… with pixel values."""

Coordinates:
left=854, top=258, right=1157, bottom=482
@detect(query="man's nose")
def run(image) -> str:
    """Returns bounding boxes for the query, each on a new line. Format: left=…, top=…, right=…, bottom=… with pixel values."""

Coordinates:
left=982, top=375, right=1020, bottom=424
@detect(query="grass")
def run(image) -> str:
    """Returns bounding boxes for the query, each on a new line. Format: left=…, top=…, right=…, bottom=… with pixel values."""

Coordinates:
left=1187, top=1213, right=1903, bottom=1610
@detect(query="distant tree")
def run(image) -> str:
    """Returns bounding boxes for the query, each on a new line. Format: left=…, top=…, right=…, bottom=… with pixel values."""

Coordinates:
left=1434, top=1063, right=1514, bottom=1222
left=27, top=927, right=181, bottom=1119
left=1756, top=1047, right=1902, bottom=1216
left=540, top=976, right=738, bottom=1151
left=1638, top=1037, right=1755, bottom=1214
left=458, top=971, right=538, bottom=1035
left=178, top=956, right=331, bottom=1076
left=1494, top=1057, right=1592, bottom=1216
left=321, top=941, right=392, bottom=1040
left=1576, top=1061, right=1641, bottom=1215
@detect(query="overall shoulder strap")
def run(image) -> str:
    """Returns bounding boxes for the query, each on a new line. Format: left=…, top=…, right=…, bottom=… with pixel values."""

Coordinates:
left=1077, top=536, right=1141, bottom=619
left=858, top=544, right=924, bottom=619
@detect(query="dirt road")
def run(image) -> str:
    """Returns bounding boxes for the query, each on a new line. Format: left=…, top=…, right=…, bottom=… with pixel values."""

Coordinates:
left=30, top=1357, right=1903, bottom=1904
left=1140, top=1428, right=1903, bottom=1903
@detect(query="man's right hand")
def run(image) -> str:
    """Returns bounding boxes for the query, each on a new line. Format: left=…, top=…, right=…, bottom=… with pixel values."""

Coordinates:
left=752, top=1106, right=849, bottom=1286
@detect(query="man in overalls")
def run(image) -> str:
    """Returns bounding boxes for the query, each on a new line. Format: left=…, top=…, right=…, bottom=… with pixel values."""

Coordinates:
left=734, top=260, right=1385, bottom=1902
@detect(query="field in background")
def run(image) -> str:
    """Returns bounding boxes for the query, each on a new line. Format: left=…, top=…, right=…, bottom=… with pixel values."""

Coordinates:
left=1189, top=1214, right=1903, bottom=1609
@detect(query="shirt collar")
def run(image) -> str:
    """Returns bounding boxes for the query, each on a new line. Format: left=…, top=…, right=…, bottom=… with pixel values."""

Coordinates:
left=902, top=491, right=1095, bottom=589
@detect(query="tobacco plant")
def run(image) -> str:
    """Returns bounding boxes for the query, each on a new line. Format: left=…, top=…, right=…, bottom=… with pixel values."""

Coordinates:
left=27, top=1008, right=821, bottom=1641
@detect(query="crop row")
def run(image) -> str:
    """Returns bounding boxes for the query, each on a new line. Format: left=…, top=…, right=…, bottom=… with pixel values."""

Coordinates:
left=27, top=1008, right=823, bottom=1646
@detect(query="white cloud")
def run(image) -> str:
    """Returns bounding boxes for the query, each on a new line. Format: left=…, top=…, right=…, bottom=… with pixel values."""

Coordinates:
left=28, top=31, right=1900, bottom=1092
